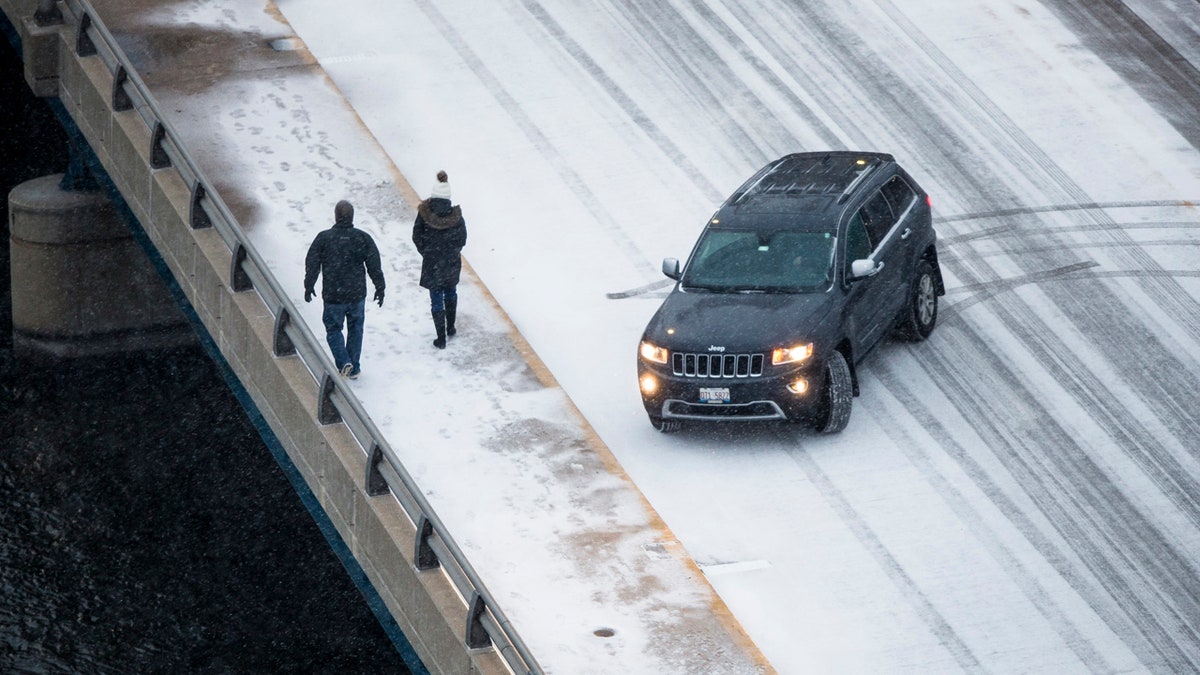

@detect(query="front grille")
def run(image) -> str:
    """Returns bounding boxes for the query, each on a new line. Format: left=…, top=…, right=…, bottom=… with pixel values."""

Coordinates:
left=671, top=352, right=764, bottom=378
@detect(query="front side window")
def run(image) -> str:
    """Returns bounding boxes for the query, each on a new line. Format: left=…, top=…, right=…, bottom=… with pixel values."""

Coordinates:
left=844, top=212, right=872, bottom=265
left=683, top=229, right=835, bottom=293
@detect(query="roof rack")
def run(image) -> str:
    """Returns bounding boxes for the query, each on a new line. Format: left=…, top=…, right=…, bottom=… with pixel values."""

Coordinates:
left=836, top=158, right=881, bottom=203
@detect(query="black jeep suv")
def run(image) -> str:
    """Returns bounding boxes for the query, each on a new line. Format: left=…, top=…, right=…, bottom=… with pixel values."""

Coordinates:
left=637, top=152, right=944, bottom=433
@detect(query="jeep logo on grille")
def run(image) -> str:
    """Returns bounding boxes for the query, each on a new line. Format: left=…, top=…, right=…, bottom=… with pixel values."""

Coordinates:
left=707, top=345, right=726, bottom=352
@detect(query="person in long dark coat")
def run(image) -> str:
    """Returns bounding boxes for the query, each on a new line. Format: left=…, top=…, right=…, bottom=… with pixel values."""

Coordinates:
left=412, top=170, right=467, bottom=349
left=304, top=200, right=385, bottom=378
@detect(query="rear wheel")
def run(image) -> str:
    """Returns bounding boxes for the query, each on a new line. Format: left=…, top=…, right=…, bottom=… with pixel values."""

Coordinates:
left=649, top=415, right=681, bottom=433
left=896, top=259, right=938, bottom=341
left=815, top=350, right=853, bottom=434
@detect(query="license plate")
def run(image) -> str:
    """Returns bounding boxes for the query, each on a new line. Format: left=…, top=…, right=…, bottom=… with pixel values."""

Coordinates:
left=699, top=387, right=730, bottom=403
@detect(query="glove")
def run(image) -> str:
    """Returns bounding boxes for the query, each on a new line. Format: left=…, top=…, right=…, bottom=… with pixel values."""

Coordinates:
left=374, top=288, right=385, bottom=307
left=304, top=288, right=313, bottom=303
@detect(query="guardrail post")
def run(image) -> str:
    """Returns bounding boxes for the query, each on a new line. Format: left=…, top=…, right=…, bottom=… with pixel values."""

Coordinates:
left=230, top=242, right=252, bottom=292
left=189, top=181, right=212, bottom=229
left=317, top=373, right=341, bottom=425
left=466, top=592, right=492, bottom=649
left=23, top=1, right=63, bottom=97
left=111, top=64, right=132, bottom=111
left=75, top=12, right=95, bottom=56
left=365, top=443, right=389, bottom=496
left=272, top=306, right=296, bottom=356
left=34, top=0, right=63, bottom=26
left=149, top=122, right=171, bottom=169
left=414, top=515, right=438, bottom=570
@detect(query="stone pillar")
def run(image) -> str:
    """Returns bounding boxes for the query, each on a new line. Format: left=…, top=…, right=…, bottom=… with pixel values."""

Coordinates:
left=8, top=174, right=194, bottom=360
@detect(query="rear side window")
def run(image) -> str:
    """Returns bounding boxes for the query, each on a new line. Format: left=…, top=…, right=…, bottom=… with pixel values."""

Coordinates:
left=860, top=191, right=895, bottom=250
left=881, top=175, right=917, bottom=219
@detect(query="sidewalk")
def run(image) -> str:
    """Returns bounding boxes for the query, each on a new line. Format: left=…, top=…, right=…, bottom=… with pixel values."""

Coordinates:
left=89, top=0, right=770, bottom=671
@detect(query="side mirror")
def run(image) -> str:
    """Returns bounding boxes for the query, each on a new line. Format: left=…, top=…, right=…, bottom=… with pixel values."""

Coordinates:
left=849, top=258, right=883, bottom=281
left=662, top=257, right=681, bottom=280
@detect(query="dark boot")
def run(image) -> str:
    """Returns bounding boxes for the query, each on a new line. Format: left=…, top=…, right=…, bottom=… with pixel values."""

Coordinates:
left=432, top=310, right=447, bottom=349
left=445, top=296, right=457, bottom=337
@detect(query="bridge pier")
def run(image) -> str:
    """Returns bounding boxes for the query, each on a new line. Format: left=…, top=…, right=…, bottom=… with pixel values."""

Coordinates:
left=8, top=172, right=194, bottom=360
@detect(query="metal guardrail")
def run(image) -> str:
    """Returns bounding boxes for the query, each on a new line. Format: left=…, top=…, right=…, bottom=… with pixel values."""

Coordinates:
left=46, top=1, right=541, bottom=672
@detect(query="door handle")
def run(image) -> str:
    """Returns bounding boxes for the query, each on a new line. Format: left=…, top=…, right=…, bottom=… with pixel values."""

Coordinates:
left=900, top=227, right=912, bottom=240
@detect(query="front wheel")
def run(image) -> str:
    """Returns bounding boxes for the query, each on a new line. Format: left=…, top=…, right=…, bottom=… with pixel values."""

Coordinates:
left=896, top=259, right=938, bottom=341
left=815, top=350, right=853, bottom=434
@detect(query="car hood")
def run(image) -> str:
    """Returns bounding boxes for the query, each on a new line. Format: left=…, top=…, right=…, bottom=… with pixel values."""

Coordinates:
left=644, top=287, right=835, bottom=352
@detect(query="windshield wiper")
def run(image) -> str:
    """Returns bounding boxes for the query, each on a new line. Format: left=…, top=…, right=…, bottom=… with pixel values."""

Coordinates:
left=727, top=285, right=792, bottom=294
left=681, top=282, right=726, bottom=292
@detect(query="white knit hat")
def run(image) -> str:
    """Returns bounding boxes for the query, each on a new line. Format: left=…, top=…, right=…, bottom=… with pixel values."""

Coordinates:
left=430, top=170, right=451, bottom=200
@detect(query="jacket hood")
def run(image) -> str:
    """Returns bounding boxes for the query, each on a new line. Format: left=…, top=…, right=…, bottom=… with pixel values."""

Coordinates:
left=419, top=199, right=462, bottom=230
left=644, top=288, right=835, bottom=352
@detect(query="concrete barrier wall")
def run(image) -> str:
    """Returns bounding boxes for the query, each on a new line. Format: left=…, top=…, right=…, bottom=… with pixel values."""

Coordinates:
left=0, top=2, right=507, bottom=672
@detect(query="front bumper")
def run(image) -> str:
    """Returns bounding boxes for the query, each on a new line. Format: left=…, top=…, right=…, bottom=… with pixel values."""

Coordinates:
left=637, top=360, right=822, bottom=423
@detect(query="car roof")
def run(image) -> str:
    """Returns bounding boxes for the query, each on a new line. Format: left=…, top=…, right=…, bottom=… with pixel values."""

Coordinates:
left=710, top=151, right=896, bottom=231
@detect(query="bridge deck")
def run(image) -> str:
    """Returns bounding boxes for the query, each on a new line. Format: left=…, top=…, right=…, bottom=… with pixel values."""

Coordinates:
left=4, top=0, right=768, bottom=672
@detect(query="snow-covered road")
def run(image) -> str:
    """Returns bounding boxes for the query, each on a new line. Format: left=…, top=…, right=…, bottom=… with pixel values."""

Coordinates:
left=178, top=0, right=1200, bottom=671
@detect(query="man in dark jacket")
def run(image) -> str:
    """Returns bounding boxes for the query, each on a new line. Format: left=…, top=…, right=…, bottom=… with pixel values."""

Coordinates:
left=304, top=200, right=385, bottom=378
left=412, top=170, right=467, bottom=349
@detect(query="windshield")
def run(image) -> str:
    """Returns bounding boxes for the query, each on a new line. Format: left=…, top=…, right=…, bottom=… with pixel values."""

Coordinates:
left=681, top=229, right=835, bottom=293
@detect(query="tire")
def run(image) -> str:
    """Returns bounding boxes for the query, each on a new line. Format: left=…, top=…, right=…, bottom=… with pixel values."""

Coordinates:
left=896, top=259, right=938, bottom=341
left=815, top=350, right=853, bottom=434
left=649, top=415, right=681, bottom=433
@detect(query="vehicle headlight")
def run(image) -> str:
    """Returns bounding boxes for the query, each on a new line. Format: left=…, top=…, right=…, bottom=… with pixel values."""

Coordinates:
left=640, top=341, right=669, bottom=364
left=772, top=343, right=813, bottom=365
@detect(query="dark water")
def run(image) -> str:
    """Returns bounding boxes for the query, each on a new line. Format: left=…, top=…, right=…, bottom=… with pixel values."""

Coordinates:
left=0, top=349, right=411, bottom=674
left=1, top=21, right=411, bottom=675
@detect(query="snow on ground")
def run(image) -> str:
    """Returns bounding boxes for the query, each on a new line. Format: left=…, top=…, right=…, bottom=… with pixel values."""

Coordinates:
left=133, top=0, right=1200, bottom=672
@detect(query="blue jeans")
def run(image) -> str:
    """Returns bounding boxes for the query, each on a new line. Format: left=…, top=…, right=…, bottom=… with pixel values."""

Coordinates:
left=323, top=300, right=365, bottom=371
left=429, top=287, right=457, bottom=313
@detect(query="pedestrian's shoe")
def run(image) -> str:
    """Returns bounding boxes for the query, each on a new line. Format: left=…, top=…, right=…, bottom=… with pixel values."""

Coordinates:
left=445, top=296, right=457, bottom=338
left=341, top=363, right=354, bottom=377
left=348, top=366, right=361, bottom=380
left=432, top=310, right=447, bottom=349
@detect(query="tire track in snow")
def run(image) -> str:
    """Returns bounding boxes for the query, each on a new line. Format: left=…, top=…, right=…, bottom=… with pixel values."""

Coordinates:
left=600, top=0, right=822, bottom=169
left=740, top=0, right=1200, bottom=666
left=947, top=238, right=1200, bottom=260
left=781, top=445, right=986, bottom=673
left=867, top=0, right=1200, bottom=432
left=408, top=0, right=658, bottom=279
left=868, top=358, right=1132, bottom=672
left=1042, top=0, right=1200, bottom=151
left=936, top=200, right=1200, bottom=225
left=907, top=320, right=1200, bottom=672
left=936, top=261, right=1100, bottom=324
left=668, top=0, right=846, bottom=151
left=866, top=0, right=1200, bottom=495
left=515, top=0, right=790, bottom=182
left=862, top=2, right=1200, bottom=665
left=940, top=218, right=1200, bottom=246
left=510, top=0, right=725, bottom=203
